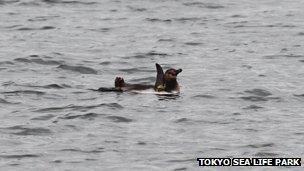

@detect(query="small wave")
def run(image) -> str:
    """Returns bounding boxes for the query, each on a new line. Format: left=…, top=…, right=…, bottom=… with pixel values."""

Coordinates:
left=43, top=84, right=67, bottom=89
left=174, top=17, right=201, bottom=22
left=264, top=54, right=304, bottom=59
left=294, top=94, right=304, bottom=98
left=0, top=98, right=10, bottom=104
left=158, top=38, right=175, bottom=42
left=35, top=103, right=123, bottom=112
left=27, top=15, right=60, bottom=21
left=295, top=132, right=304, bottom=135
left=244, top=89, right=272, bottom=96
left=192, top=94, right=216, bottom=99
left=17, top=26, right=56, bottom=31
left=0, top=154, right=40, bottom=159
left=137, top=141, right=146, bottom=145
left=254, top=152, right=278, bottom=157
left=242, top=105, right=263, bottom=110
left=14, top=57, right=62, bottom=65
left=106, top=115, right=133, bottom=123
left=60, top=148, right=103, bottom=154
left=184, top=42, right=203, bottom=46
left=174, top=167, right=187, bottom=171
left=230, top=14, right=246, bottom=18
left=99, top=61, right=111, bottom=65
left=0, top=61, right=14, bottom=65
left=27, top=83, right=69, bottom=89
left=146, top=51, right=169, bottom=56
left=52, top=160, right=62, bottom=163
left=42, top=0, right=97, bottom=5
left=245, top=143, right=274, bottom=148
left=297, top=32, right=304, bottom=36
left=0, top=0, right=19, bottom=5
left=123, top=51, right=169, bottom=59
left=174, top=118, right=192, bottom=123
left=127, top=6, right=147, bottom=12
left=245, top=128, right=259, bottom=132
left=241, top=89, right=274, bottom=101
left=4, top=24, right=22, bottom=29
left=2, top=82, right=69, bottom=90
left=157, top=93, right=180, bottom=100
left=145, top=18, right=172, bottom=23
left=59, top=113, right=100, bottom=120
left=167, top=158, right=194, bottom=163
left=58, top=64, right=97, bottom=74
left=118, top=67, right=142, bottom=74
left=119, top=67, right=154, bottom=74
left=18, top=1, right=42, bottom=6
left=89, top=27, right=112, bottom=33
left=29, top=58, right=61, bottom=65
left=31, top=114, right=56, bottom=121
left=183, top=2, right=224, bottom=9
left=234, top=23, right=296, bottom=29
left=14, top=58, right=31, bottom=63
left=2, top=90, right=45, bottom=95
left=0, top=98, right=19, bottom=104
left=240, top=96, right=268, bottom=102
left=1, top=125, right=52, bottom=136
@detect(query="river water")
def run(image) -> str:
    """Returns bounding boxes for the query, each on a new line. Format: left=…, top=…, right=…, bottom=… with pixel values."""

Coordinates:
left=0, top=0, right=303, bottom=170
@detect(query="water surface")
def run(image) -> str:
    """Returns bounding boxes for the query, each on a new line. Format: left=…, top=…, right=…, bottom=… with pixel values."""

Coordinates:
left=0, top=0, right=303, bottom=170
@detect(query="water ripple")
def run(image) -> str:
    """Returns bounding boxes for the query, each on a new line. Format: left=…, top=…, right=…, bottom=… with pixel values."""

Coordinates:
left=35, top=103, right=123, bottom=112
left=0, top=154, right=40, bottom=159
left=41, top=0, right=97, bottom=5
left=264, top=54, right=304, bottom=59
left=0, top=98, right=19, bottom=104
left=14, top=57, right=62, bottom=65
left=1, top=125, right=52, bottom=136
left=31, top=114, right=56, bottom=121
left=16, top=26, right=56, bottom=31
left=0, top=0, right=19, bottom=5
left=192, top=94, right=216, bottom=99
left=59, top=113, right=101, bottom=120
left=184, top=42, right=203, bottom=46
left=240, top=89, right=279, bottom=102
left=60, top=148, right=104, bottom=154
left=145, top=18, right=172, bottom=23
left=242, top=105, right=263, bottom=110
left=244, top=89, right=272, bottom=97
left=183, top=2, right=225, bottom=9
left=245, top=143, right=275, bottom=148
left=254, top=152, right=278, bottom=157
left=167, top=158, right=194, bottom=163
left=2, top=90, right=46, bottom=95
left=106, top=116, right=133, bottom=123
left=294, top=94, right=304, bottom=98
left=58, top=64, right=97, bottom=74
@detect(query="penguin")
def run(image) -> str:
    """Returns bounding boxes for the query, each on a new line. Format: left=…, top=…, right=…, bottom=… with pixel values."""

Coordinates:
left=98, top=63, right=182, bottom=92
left=154, top=63, right=182, bottom=92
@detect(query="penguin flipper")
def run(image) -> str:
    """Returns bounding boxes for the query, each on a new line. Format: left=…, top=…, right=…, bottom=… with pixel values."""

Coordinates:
left=154, top=63, right=164, bottom=90
left=97, top=87, right=122, bottom=92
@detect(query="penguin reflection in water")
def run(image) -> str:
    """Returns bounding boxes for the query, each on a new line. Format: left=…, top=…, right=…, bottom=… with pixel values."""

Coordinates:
left=98, top=63, right=182, bottom=93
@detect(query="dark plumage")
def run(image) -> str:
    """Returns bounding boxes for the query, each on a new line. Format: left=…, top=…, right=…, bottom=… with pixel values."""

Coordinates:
left=98, top=63, right=182, bottom=92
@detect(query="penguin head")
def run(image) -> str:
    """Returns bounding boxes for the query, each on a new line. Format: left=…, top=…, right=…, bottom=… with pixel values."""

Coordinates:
left=164, top=68, right=182, bottom=81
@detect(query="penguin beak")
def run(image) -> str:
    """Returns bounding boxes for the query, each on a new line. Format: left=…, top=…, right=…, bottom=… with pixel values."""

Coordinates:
left=175, top=69, right=182, bottom=75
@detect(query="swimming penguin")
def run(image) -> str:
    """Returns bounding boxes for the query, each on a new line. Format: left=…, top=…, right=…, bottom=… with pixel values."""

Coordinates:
left=154, top=63, right=182, bottom=92
left=98, top=63, right=182, bottom=92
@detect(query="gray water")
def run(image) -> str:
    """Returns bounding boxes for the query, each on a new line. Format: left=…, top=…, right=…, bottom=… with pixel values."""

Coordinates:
left=0, top=0, right=303, bottom=170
